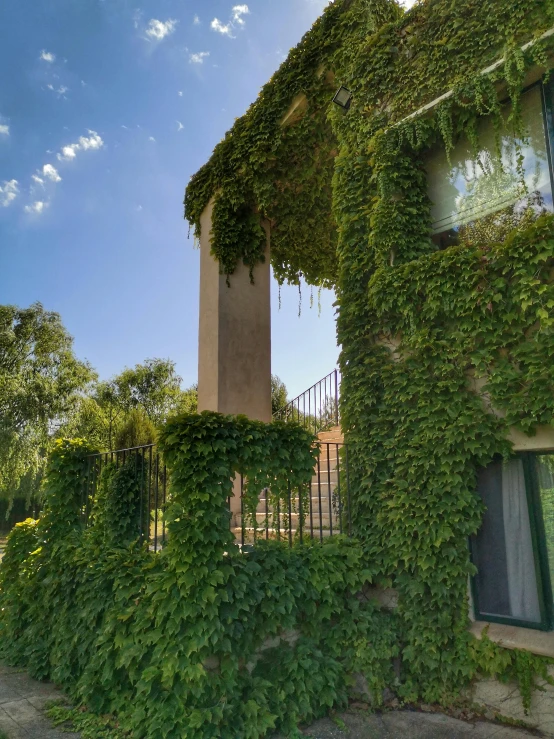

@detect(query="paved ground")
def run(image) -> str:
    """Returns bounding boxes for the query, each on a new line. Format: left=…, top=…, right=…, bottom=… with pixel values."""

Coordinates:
left=0, top=664, right=78, bottom=739
left=0, top=662, right=543, bottom=738
left=300, top=711, right=540, bottom=738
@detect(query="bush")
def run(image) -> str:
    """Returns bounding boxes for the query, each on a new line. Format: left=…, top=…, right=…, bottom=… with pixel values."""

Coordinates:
left=0, top=415, right=396, bottom=739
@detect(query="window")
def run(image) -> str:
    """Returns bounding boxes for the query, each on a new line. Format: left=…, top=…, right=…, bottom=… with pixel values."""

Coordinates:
left=472, top=453, right=554, bottom=630
left=426, top=81, right=554, bottom=249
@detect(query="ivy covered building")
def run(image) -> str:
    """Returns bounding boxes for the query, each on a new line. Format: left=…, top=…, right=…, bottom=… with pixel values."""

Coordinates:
left=186, top=0, right=554, bottom=731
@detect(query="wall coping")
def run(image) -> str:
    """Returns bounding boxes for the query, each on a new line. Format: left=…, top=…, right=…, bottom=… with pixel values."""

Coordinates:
left=471, top=620, right=554, bottom=659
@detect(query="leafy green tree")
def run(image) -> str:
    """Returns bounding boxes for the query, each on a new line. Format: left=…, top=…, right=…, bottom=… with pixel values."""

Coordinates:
left=0, top=303, right=94, bottom=501
left=109, top=358, right=185, bottom=424
left=113, top=408, right=157, bottom=450
left=271, top=375, right=288, bottom=415
left=177, top=383, right=198, bottom=415
left=62, top=362, right=198, bottom=451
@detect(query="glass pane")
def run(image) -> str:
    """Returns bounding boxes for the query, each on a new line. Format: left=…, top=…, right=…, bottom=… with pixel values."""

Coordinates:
left=427, top=85, right=553, bottom=249
left=535, top=455, right=554, bottom=592
left=473, top=459, right=541, bottom=624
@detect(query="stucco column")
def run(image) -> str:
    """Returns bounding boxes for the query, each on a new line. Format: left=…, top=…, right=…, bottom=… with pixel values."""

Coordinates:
left=198, top=199, right=272, bottom=422
left=197, top=200, right=271, bottom=531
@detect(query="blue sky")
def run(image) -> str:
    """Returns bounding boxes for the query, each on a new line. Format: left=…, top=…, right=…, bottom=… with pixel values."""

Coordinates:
left=0, top=0, right=412, bottom=399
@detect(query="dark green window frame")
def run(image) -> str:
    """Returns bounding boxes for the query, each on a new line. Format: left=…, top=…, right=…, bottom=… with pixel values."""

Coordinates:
left=471, top=451, right=554, bottom=632
left=468, top=78, right=554, bottom=631
left=542, top=75, right=554, bottom=200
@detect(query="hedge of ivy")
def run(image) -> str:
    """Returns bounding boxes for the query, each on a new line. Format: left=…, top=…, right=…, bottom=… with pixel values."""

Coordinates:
left=1, top=418, right=552, bottom=735
left=0, top=415, right=401, bottom=738
left=184, top=0, right=554, bottom=714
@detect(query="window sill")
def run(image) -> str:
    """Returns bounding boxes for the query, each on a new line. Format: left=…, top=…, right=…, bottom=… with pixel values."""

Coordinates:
left=470, top=620, right=554, bottom=659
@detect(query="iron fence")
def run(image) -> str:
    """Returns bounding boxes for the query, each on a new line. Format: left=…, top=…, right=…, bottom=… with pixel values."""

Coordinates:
left=82, top=445, right=168, bottom=552
left=82, top=438, right=350, bottom=551
left=273, top=369, right=341, bottom=435
left=232, top=442, right=351, bottom=547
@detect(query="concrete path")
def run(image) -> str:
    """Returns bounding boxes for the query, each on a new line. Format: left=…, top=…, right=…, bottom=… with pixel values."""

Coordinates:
left=0, top=664, right=78, bottom=739
left=0, top=663, right=542, bottom=738
left=300, top=711, right=540, bottom=738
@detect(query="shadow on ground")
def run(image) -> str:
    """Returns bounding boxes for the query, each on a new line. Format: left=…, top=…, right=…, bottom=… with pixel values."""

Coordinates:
left=0, top=663, right=541, bottom=738
left=295, top=710, right=540, bottom=739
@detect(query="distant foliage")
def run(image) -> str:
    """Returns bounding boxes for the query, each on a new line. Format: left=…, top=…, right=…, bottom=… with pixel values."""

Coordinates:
left=176, top=382, right=198, bottom=414
left=113, top=408, right=157, bottom=450
left=61, top=359, right=195, bottom=451
left=0, top=303, right=94, bottom=502
left=271, top=374, right=288, bottom=415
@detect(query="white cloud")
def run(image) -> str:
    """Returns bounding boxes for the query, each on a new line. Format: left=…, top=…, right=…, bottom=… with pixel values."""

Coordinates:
left=24, top=201, right=48, bottom=215
left=57, top=130, right=104, bottom=161
left=149, top=136, right=156, bottom=142
left=47, top=84, right=69, bottom=96
left=40, top=50, right=55, bottom=63
left=211, top=18, right=233, bottom=36
left=178, top=91, right=183, bottom=96
left=43, top=163, right=61, bottom=182
left=193, top=14, right=201, bottom=25
left=59, top=144, right=77, bottom=160
left=32, top=175, right=44, bottom=186
left=211, top=5, right=249, bottom=37
left=232, top=4, right=249, bottom=24
left=189, top=51, right=210, bottom=64
left=0, top=179, right=19, bottom=207
left=0, top=124, right=9, bottom=136
left=176, top=121, right=184, bottom=131
left=79, top=131, right=103, bottom=150
left=145, top=18, right=177, bottom=40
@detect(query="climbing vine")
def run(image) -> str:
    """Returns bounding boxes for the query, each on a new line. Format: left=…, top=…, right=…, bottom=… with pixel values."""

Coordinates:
left=186, top=0, right=554, bottom=716
left=0, top=416, right=401, bottom=738
left=184, top=0, right=554, bottom=283
left=3, top=0, right=554, bottom=734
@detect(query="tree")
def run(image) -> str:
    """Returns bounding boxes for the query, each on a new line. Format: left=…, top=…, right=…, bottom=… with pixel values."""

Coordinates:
left=0, top=303, right=94, bottom=501
left=113, top=408, right=157, bottom=450
left=271, top=375, right=288, bottom=415
left=62, top=361, right=198, bottom=451
left=109, top=359, right=185, bottom=425
left=177, top=384, right=198, bottom=415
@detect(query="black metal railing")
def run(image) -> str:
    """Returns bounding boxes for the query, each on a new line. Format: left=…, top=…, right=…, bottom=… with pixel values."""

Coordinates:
left=232, top=441, right=350, bottom=547
left=82, top=445, right=168, bottom=552
left=273, top=369, right=341, bottom=435
left=81, top=438, right=350, bottom=551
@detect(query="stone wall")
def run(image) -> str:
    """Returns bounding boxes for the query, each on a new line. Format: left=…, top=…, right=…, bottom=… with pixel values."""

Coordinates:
left=472, top=669, right=554, bottom=736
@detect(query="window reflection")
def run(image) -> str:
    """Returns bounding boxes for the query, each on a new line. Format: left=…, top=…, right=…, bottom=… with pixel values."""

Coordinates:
left=536, top=455, right=554, bottom=592
left=427, top=85, right=553, bottom=249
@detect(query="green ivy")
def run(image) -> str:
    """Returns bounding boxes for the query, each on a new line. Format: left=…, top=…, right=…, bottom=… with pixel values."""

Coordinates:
left=0, top=414, right=399, bottom=738
left=46, top=704, right=128, bottom=739
left=184, top=0, right=554, bottom=285
left=470, top=633, right=554, bottom=713
left=4, top=0, right=554, bottom=732
left=185, top=0, right=554, bottom=717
